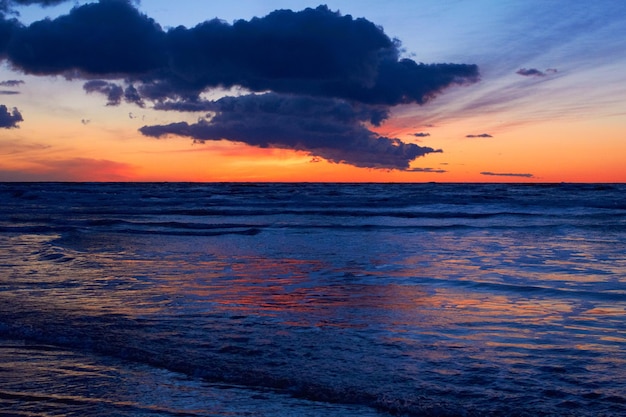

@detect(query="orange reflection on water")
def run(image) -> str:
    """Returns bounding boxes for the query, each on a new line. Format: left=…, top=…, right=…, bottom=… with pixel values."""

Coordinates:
left=9, top=232, right=624, bottom=373
left=144, top=251, right=591, bottom=362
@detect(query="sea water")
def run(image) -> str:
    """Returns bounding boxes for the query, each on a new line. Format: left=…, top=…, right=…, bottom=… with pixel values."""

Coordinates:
left=0, top=182, right=625, bottom=416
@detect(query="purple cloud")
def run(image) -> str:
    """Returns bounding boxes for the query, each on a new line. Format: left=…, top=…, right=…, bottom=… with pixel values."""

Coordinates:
left=0, top=104, right=22, bottom=128
left=0, top=1, right=479, bottom=170
left=1, top=0, right=70, bottom=11
left=405, top=167, right=446, bottom=173
left=141, top=93, right=442, bottom=170
left=480, top=171, right=534, bottom=178
left=516, top=68, right=546, bottom=77
left=0, top=79, right=23, bottom=86
left=466, top=133, right=493, bottom=138
left=516, top=68, right=558, bottom=78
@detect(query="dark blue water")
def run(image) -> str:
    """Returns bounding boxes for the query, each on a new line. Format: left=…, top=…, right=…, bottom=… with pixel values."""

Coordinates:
left=1, top=183, right=625, bottom=416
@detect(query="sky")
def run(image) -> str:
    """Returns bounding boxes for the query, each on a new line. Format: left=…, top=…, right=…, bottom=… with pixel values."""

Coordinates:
left=0, top=0, right=625, bottom=182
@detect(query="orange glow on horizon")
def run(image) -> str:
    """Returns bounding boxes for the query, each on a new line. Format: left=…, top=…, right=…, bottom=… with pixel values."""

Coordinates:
left=1, top=105, right=624, bottom=182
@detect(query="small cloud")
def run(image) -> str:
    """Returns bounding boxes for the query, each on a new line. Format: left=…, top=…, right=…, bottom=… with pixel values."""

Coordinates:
left=0, top=104, right=23, bottom=128
left=0, top=80, right=24, bottom=88
left=413, top=132, right=431, bottom=137
left=465, top=133, right=492, bottom=138
left=0, top=80, right=24, bottom=95
left=83, top=80, right=124, bottom=106
left=406, top=167, right=447, bottom=173
left=516, top=68, right=545, bottom=77
left=480, top=171, right=534, bottom=178
left=516, top=68, right=557, bottom=77
left=124, top=85, right=144, bottom=107
left=309, top=156, right=322, bottom=163
left=0, top=0, right=71, bottom=13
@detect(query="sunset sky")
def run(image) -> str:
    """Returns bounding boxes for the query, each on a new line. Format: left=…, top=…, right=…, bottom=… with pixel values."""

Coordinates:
left=1, top=0, right=625, bottom=182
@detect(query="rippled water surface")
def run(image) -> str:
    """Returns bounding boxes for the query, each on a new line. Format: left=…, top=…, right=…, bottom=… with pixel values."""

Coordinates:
left=1, top=183, right=625, bottom=416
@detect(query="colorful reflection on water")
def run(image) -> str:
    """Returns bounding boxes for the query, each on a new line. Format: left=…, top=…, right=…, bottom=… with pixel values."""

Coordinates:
left=1, top=182, right=625, bottom=416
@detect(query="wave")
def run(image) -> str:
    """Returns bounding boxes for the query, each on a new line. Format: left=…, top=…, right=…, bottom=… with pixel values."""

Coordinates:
left=0, top=316, right=426, bottom=416
left=2, top=304, right=623, bottom=417
left=437, top=278, right=626, bottom=302
left=3, top=204, right=624, bottom=233
left=0, top=317, right=539, bottom=417
left=0, top=389, right=206, bottom=416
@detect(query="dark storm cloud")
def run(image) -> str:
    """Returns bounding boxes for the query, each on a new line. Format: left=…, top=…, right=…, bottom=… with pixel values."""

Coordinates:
left=160, top=6, right=393, bottom=100
left=152, top=6, right=479, bottom=105
left=6, top=0, right=166, bottom=75
left=2, top=2, right=478, bottom=104
left=413, top=132, right=431, bottom=137
left=480, top=171, right=534, bottom=178
left=466, top=133, right=492, bottom=138
left=0, top=1, right=480, bottom=170
left=141, top=93, right=441, bottom=170
left=0, top=13, right=18, bottom=57
left=0, top=103, right=22, bottom=127
left=154, top=93, right=389, bottom=126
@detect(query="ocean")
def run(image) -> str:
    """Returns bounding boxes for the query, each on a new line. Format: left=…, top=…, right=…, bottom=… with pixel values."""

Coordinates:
left=0, top=182, right=624, bottom=416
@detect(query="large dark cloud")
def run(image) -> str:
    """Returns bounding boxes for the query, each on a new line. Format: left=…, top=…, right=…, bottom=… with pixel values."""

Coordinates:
left=159, top=7, right=393, bottom=101
left=6, top=0, right=166, bottom=75
left=2, top=1, right=478, bottom=103
left=0, top=103, right=22, bottom=127
left=0, top=0, right=479, bottom=170
left=141, top=93, right=441, bottom=170
left=154, top=7, right=479, bottom=105
left=0, top=13, right=18, bottom=57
